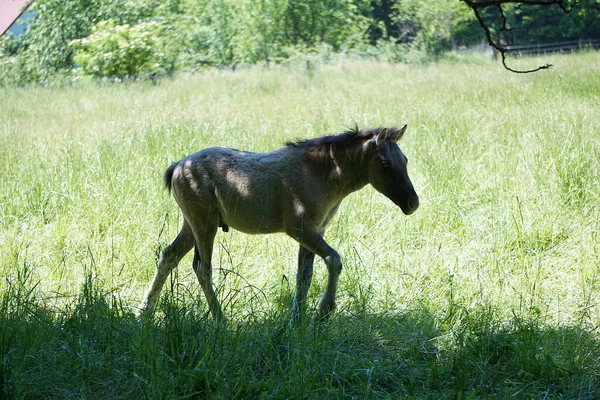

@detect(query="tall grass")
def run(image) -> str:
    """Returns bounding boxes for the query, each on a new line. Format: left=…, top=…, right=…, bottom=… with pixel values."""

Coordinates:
left=1, top=51, right=599, bottom=398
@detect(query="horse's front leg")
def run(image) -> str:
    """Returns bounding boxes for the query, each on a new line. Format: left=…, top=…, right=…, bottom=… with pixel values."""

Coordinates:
left=291, top=245, right=316, bottom=322
left=287, top=226, right=342, bottom=320
left=318, top=249, right=343, bottom=319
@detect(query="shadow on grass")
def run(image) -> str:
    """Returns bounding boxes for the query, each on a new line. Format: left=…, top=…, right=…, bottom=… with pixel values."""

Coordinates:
left=1, top=273, right=599, bottom=399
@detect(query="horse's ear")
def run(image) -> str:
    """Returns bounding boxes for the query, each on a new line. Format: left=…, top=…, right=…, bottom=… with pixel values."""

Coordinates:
left=375, top=125, right=407, bottom=146
left=388, top=124, right=407, bottom=142
left=375, top=128, right=388, bottom=146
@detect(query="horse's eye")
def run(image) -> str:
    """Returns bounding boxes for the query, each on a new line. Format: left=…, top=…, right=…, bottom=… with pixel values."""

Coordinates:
left=381, top=158, right=390, bottom=168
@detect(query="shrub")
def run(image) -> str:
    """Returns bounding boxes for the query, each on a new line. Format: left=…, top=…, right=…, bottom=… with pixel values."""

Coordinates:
left=70, top=20, right=174, bottom=79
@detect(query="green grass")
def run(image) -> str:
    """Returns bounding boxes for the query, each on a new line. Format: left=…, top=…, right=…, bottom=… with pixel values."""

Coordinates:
left=1, top=51, right=600, bottom=398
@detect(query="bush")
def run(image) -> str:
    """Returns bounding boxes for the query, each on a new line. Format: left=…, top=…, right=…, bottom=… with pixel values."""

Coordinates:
left=70, top=20, right=175, bottom=79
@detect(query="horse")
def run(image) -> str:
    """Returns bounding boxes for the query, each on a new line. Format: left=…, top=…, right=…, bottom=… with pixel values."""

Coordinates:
left=137, top=125, right=419, bottom=321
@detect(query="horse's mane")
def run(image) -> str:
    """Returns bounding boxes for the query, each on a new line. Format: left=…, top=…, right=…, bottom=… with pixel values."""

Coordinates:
left=286, top=127, right=392, bottom=149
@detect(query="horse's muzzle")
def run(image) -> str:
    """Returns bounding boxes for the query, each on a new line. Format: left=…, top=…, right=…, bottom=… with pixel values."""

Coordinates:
left=401, top=194, right=419, bottom=215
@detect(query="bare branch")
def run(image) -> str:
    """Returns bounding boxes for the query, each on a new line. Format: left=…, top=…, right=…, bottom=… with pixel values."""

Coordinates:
left=461, top=0, right=579, bottom=73
left=497, top=5, right=511, bottom=32
left=501, top=52, right=552, bottom=73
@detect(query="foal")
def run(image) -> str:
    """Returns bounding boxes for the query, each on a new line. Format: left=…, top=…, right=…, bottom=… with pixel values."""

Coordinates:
left=138, top=125, right=419, bottom=320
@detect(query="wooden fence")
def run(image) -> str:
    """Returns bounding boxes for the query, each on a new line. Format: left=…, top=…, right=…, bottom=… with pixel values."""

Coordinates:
left=504, top=39, right=600, bottom=55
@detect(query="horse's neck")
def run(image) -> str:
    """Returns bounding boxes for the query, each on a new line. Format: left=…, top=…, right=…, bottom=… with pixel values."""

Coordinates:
left=324, top=145, right=370, bottom=198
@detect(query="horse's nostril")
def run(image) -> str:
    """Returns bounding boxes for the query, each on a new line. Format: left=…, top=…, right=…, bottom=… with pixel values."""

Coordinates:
left=410, top=196, right=419, bottom=211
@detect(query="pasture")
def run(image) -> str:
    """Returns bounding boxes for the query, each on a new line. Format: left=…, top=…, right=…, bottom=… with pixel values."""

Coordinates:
left=1, top=52, right=599, bottom=398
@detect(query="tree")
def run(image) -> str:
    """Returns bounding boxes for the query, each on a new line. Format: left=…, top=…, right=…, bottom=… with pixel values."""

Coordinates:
left=460, top=0, right=583, bottom=73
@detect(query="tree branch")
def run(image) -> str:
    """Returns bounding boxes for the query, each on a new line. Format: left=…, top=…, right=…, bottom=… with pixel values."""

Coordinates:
left=500, top=51, right=552, bottom=73
left=461, top=0, right=579, bottom=73
left=497, top=5, right=511, bottom=32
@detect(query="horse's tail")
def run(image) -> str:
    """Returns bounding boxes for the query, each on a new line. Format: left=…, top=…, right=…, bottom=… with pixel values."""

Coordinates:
left=164, top=162, right=178, bottom=193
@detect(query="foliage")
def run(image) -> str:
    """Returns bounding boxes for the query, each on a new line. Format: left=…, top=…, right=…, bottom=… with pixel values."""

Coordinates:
left=174, top=0, right=372, bottom=66
left=393, top=0, right=473, bottom=56
left=7, top=0, right=118, bottom=83
left=504, top=0, right=600, bottom=45
left=0, top=0, right=599, bottom=82
left=457, top=0, right=600, bottom=47
left=70, top=20, right=174, bottom=79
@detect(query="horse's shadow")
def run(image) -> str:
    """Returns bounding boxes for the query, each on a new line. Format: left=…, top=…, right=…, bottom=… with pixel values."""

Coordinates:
left=220, top=306, right=599, bottom=398
left=150, top=295, right=599, bottom=398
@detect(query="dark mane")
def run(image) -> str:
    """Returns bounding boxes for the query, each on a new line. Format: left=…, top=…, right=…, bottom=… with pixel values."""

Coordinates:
left=286, top=127, right=389, bottom=149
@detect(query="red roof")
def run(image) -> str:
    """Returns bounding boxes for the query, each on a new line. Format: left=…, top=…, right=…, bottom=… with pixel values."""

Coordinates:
left=0, top=0, right=32, bottom=37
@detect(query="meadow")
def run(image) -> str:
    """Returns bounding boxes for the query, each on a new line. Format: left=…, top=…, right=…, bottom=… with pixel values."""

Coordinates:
left=1, top=51, right=599, bottom=398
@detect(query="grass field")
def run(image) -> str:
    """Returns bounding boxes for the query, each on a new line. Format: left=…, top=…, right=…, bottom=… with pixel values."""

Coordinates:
left=1, top=51, right=600, bottom=398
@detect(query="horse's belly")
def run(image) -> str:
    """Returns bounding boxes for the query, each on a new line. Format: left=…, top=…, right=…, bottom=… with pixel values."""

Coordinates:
left=222, top=212, right=283, bottom=234
left=217, top=194, right=283, bottom=233
left=215, top=176, right=284, bottom=233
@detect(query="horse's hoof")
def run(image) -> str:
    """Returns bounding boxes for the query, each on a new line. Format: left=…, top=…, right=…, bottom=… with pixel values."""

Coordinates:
left=135, top=302, right=156, bottom=321
left=212, top=313, right=228, bottom=327
left=316, top=303, right=336, bottom=321
left=134, top=305, right=146, bottom=318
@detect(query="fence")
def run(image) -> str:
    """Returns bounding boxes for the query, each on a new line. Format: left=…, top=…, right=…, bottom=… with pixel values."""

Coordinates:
left=504, top=39, right=600, bottom=55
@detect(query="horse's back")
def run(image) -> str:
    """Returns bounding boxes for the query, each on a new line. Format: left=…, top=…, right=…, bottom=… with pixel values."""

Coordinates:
left=168, top=146, right=295, bottom=234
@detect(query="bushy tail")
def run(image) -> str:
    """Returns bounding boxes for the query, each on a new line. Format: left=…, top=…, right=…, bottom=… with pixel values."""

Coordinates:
left=164, top=162, right=178, bottom=192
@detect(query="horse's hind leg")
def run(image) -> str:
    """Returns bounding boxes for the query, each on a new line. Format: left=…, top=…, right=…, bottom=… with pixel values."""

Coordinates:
left=137, top=219, right=195, bottom=315
left=190, top=223, right=224, bottom=320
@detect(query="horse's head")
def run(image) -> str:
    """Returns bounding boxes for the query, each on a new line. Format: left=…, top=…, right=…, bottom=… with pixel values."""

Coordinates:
left=367, top=125, right=419, bottom=215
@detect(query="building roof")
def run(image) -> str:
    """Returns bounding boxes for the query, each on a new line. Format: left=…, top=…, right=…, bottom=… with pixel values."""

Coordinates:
left=1, top=0, right=32, bottom=37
